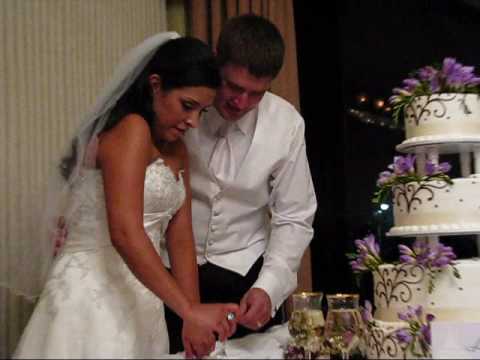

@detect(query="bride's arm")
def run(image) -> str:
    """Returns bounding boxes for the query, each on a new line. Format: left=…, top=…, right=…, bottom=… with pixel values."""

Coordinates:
left=98, top=115, right=237, bottom=346
left=165, top=142, right=224, bottom=356
left=165, top=141, right=200, bottom=304
left=99, top=115, right=193, bottom=318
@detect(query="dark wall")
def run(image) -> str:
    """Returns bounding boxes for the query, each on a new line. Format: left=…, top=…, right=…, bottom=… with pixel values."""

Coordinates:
left=293, top=0, right=480, bottom=297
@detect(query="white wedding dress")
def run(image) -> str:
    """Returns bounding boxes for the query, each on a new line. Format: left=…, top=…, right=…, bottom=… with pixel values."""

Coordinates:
left=14, top=158, right=185, bottom=359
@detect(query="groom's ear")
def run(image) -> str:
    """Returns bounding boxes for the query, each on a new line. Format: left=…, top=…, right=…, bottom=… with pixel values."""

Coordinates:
left=148, top=74, right=162, bottom=94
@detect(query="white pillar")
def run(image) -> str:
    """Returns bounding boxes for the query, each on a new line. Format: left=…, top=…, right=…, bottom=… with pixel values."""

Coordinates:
left=460, top=152, right=471, bottom=177
left=416, top=152, right=427, bottom=176
left=426, top=147, right=439, bottom=170
left=474, top=150, right=480, bottom=175
left=426, top=235, right=440, bottom=246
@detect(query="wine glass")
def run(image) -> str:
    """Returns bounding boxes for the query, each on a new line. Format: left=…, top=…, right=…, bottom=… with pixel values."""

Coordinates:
left=324, top=294, right=365, bottom=360
left=285, top=292, right=327, bottom=359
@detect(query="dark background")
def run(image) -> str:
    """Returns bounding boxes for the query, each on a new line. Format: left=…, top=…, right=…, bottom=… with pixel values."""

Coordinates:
left=293, top=0, right=480, bottom=299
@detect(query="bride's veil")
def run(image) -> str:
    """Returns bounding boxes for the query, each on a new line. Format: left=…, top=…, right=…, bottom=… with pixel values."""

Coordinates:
left=0, top=31, right=180, bottom=301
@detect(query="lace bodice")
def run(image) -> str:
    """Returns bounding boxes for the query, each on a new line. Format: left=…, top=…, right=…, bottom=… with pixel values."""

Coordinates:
left=64, top=158, right=186, bottom=253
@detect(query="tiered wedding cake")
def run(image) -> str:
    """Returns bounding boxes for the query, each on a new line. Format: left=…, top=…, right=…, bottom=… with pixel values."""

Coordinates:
left=357, top=58, right=480, bottom=359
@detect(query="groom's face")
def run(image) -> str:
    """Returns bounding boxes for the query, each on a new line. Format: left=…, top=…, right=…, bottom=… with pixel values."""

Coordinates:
left=214, top=63, right=272, bottom=122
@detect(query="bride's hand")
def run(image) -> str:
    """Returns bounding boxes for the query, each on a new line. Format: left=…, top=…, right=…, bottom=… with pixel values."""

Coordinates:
left=182, top=303, right=239, bottom=358
left=182, top=322, right=216, bottom=359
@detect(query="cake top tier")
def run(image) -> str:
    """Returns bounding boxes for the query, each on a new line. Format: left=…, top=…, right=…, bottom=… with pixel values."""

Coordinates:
left=399, top=93, right=480, bottom=150
left=389, top=58, right=480, bottom=150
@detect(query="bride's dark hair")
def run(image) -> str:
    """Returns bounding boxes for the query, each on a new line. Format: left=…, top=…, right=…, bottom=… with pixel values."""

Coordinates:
left=60, top=37, right=220, bottom=180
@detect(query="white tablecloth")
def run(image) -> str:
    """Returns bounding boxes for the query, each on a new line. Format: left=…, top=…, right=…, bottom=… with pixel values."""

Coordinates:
left=164, top=322, right=290, bottom=359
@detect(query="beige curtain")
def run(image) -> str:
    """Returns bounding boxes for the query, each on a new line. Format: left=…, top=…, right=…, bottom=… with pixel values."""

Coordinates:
left=0, top=0, right=167, bottom=356
left=186, top=0, right=312, bottom=301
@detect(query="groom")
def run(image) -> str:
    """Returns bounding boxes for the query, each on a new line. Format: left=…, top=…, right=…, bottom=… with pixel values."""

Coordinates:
left=165, top=13, right=317, bottom=353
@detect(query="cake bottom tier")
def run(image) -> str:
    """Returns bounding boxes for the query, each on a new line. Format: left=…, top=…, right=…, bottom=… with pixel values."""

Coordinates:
left=365, top=320, right=430, bottom=359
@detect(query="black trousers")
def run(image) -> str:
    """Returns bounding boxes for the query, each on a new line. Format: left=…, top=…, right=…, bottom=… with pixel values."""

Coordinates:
left=164, top=256, right=285, bottom=354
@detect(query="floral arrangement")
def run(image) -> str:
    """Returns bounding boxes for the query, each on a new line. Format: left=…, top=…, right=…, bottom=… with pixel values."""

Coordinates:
left=347, top=234, right=460, bottom=293
left=360, top=300, right=375, bottom=327
left=372, top=154, right=453, bottom=205
left=398, top=240, right=460, bottom=292
left=389, top=57, right=480, bottom=124
left=395, top=305, right=435, bottom=358
left=361, top=301, right=435, bottom=358
left=348, top=234, right=383, bottom=274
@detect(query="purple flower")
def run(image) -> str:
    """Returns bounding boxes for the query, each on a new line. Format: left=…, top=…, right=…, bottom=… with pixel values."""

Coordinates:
left=439, top=58, right=480, bottom=90
left=412, top=239, right=428, bottom=254
left=398, top=244, right=414, bottom=256
left=398, top=239, right=457, bottom=271
left=350, top=234, right=383, bottom=273
left=392, top=87, right=412, bottom=96
left=399, top=255, right=416, bottom=264
left=414, top=305, right=423, bottom=318
left=430, top=244, right=456, bottom=269
left=425, top=161, right=451, bottom=176
left=430, top=76, right=441, bottom=93
left=398, top=306, right=419, bottom=322
left=364, top=234, right=380, bottom=254
left=470, top=76, right=480, bottom=86
left=350, top=259, right=367, bottom=272
left=448, top=66, right=475, bottom=88
left=389, top=155, right=416, bottom=175
left=398, top=312, right=410, bottom=322
left=402, top=78, right=420, bottom=92
left=343, top=330, right=355, bottom=345
left=396, top=306, right=435, bottom=348
left=418, top=66, right=437, bottom=81
left=399, top=243, right=420, bottom=265
left=432, top=256, right=451, bottom=267
left=395, top=329, right=413, bottom=344
left=389, top=94, right=402, bottom=105
left=361, top=300, right=374, bottom=324
left=442, top=57, right=458, bottom=78
left=377, top=170, right=394, bottom=186
left=438, top=162, right=452, bottom=173
left=420, top=324, right=431, bottom=345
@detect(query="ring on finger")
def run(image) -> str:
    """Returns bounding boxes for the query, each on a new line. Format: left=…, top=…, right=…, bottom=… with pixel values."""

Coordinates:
left=226, top=312, right=236, bottom=321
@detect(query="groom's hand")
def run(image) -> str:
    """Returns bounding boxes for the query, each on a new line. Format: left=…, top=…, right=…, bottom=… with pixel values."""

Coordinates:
left=238, top=288, right=272, bottom=330
left=182, top=322, right=215, bottom=359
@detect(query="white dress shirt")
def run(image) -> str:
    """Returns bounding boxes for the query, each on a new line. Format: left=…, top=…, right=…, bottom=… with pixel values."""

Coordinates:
left=169, top=92, right=317, bottom=315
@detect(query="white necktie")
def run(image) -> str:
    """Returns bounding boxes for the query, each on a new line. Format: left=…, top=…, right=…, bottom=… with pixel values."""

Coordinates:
left=209, top=123, right=236, bottom=182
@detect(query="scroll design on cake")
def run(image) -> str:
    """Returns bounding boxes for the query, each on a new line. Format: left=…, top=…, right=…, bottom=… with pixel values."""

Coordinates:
left=366, top=326, right=409, bottom=359
left=457, top=93, right=472, bottom=114
left=375, top=264, right=425, bottom=307
left=392, top=180, right=450, bottom=213
left=405, top=94, right=457, bottom=126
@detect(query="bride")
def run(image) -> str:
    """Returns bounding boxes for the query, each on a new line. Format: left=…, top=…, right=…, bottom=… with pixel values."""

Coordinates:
left=11, top=32, right=238, bottom=359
